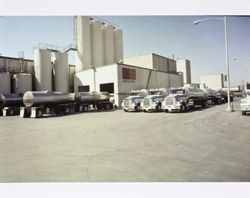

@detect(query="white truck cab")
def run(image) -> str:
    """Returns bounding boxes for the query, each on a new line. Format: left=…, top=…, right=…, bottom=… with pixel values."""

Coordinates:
left=141, top=88, right=169, bottom=112
left=240, top=82, right=250, bottom=115
left=122, top=89, right=148, bottom=112
left=162, top=87, right=208, bottom=112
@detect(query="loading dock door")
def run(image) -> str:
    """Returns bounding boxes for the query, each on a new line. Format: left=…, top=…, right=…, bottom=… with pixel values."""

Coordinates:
left=100, top=83, right=114, bottom=93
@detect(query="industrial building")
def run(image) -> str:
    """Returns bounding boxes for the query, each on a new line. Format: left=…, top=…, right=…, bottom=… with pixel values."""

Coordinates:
left=124, top=53, right=177, bottom=73
left=0, top=55, right=75, bottom=94
left=74, top=62, right=183, bottom=107
left=200, top=74, right=225, bottom=89
left=0, top=16, right=190, bottom=108
left=176, top=58, right=191, bottom=84
left=74, top=17, right=184, bottom=107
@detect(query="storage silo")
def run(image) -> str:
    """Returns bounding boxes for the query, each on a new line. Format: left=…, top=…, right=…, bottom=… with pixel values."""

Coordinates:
left=53, top=52, right=69, bottom=93
left=34, top=48, right=52, bottom=91
left=103, top=24, right=115, bottom=65
left=0, top=72, right=11, bottom=94
left=75, top=16, right=92, bottom=72
left=13, top=73, right=32, bottom=94
left=114, top=28, right=123, bottom=63
left=91, top=19, right=104, bottom=67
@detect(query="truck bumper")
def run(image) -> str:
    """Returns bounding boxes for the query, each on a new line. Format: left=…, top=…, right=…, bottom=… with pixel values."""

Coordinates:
left=163, top=104, right=181, bottom=112
left=142, top=104, right=157, bottom=111
left=240, top=104, right=250, bottom=112
left=123, top=105, right=137, bottom=111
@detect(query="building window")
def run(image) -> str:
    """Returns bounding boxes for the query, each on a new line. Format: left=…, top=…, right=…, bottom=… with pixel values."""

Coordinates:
left=100, top=83, right=114, bottom=93
left=122, top=68, right=136, bottom=80
left=78, top=85, right=90, bottom=92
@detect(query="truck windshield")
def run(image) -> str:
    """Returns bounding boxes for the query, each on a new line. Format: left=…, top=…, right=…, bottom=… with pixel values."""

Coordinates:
left=170, top=89, right=185, bottom=94
left=247, top=84, right=250, bottom=90
left=129, top=92, right=140, bottom=96
left=149, top=91, right=161, bottom=95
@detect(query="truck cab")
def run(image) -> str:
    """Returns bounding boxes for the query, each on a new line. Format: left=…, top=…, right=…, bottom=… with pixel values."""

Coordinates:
left=162, top=87, right=208, bottom=112
left=240, top=82, right=250, bottom=115
left=122, top=89, right=148, bottom=112
left=141, top=88, right=168, bottom=112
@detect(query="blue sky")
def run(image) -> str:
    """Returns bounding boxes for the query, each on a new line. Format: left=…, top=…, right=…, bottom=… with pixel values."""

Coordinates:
left=0, top=16, right=249, bottom=86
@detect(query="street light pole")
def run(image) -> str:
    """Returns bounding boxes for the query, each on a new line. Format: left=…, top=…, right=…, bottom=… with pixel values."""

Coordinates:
left=193, top=16, right=233, bottom=112
left=223, top=17, right=232, bottom=111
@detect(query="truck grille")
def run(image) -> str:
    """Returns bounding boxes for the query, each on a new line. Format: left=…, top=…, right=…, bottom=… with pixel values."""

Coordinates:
left=165, top=98, right=173, bottom=105
left=143, top=98, right=150, bottom=106
left=123, top=99, right=130, bottom=107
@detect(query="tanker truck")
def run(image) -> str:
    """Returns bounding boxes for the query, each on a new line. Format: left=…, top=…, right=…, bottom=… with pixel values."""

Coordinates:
left=21, top=91, right=114, bottom=118
left=122, top=89, right=148, bottom=112
left=141, top=88, right=169, bottom=112
left=0, top=94, right=24, bottom=116
left=240, top=82, right=250, bottom=115
left=162, top=87, right=208, bottom=112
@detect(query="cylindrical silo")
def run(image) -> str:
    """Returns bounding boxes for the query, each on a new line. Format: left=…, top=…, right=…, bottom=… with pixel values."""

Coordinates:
left=13, top=73, right=32, bottom=94
left=69, top=65, right=75, bottom=93
left=53, top=52, right=69, bottom=93
left=34, top=48, right=52, bottom=91
left=91, top=19, right=104, bottom=67
left=75, top=16, right=92, bottom=72
left=114, top=28, right=123, bottom=63
left=0, top=72, right=11, bottom=94
left=103, top=24, right=115, bottom=65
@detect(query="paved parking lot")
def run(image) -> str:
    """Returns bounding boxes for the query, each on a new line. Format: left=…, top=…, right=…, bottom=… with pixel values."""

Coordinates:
left=0, top=98, right=250, bottom=182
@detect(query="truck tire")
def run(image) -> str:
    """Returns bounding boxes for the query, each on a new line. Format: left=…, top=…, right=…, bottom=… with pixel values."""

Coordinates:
left=8, top=108, right=15, bottom=116
left=202, top=101, right=208, bottom=108
left=134, top=105, right=140, bottom=112
left=180, top=104, right=186, bottom=112
left=242, top=111, right=246, bottom=115
left=63, top=107, right=70, bottom=114
left=105, top=103, right=111, bottom=110
left=36, top=109, right=43, bottom=118
left=156, top=104, right=162, bottom=112
left=124, top=109, right=128, bottom=112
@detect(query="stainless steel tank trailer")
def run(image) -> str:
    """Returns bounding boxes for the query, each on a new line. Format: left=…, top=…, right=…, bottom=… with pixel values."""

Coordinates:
left=20, top=91, right=114, bottom=118
left=0, top=94, right=24, bottom=116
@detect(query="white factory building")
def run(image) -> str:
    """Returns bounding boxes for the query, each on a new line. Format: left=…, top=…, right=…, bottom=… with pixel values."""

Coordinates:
left=200, top=74, right=225, bottom=89
left=74, top=61, right=183, bottom=107
left=176, top=58, right=191, bottom=84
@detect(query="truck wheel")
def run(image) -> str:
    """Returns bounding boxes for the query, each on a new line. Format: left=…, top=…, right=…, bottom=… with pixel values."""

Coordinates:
left=156, top=105, right=162, bottom=112
left=124, top=109, right=128, bottom=112
left=105, top=103, right=111, bottom=110
left=242, top=111, right=246, bottom=115
left=63, top=107, right=70, bottom=114
left=180, top=104, right=186, bottom=112
left=8, top=109, right=15, bottom=116
left=36, top=109, right=43, bottom=118
left=202, top=101, right=208, bottom=108
left=134, top=105, right=140, bottom=112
